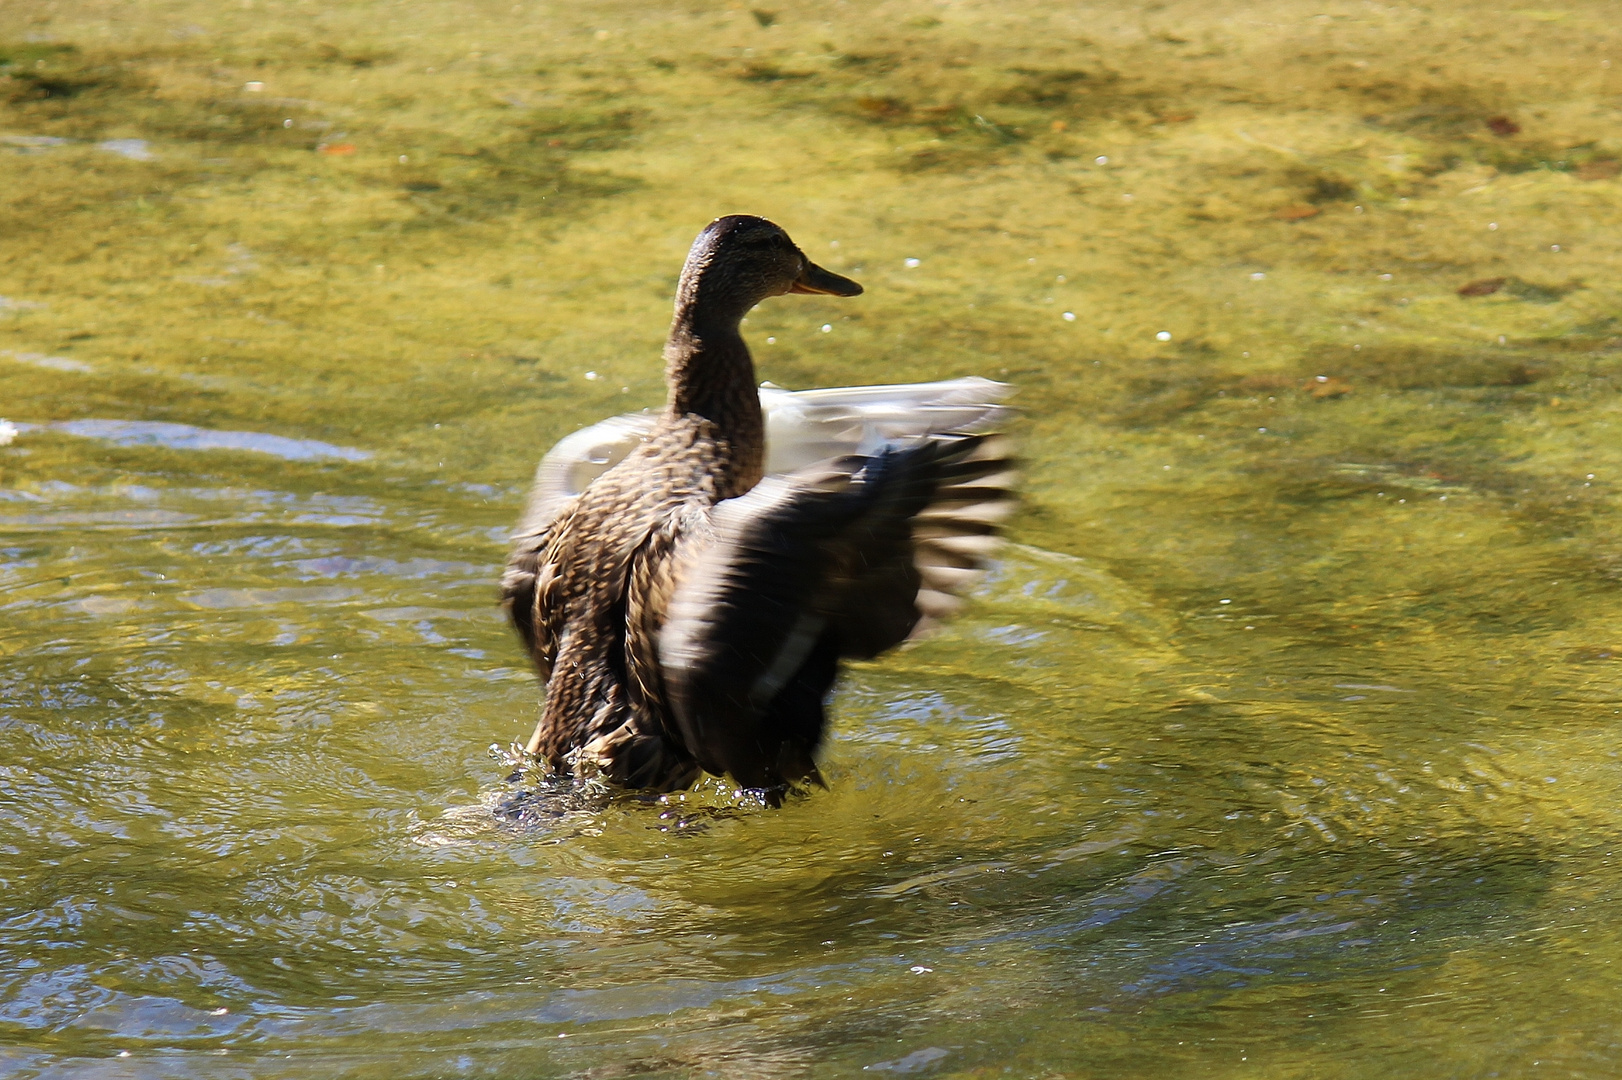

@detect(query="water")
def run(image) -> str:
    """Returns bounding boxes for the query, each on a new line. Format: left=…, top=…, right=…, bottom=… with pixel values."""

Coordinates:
left=3, top=0, right=1622, bottom=1076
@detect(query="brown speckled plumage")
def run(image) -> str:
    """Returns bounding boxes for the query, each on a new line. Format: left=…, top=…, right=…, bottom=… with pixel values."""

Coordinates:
left=502, top=215, right=1015, bottom=798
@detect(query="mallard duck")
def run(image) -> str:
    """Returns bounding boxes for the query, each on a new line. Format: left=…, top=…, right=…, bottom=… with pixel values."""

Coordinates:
left=501, top=215, right=1015, bottom=799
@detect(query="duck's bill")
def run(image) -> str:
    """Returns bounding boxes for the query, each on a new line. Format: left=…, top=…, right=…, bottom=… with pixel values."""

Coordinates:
left=790, top=260, right=863, bottom=296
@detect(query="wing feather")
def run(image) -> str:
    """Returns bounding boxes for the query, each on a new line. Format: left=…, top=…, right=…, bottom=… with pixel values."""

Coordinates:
left=518, top=378, right=1011, bottom=519
left=659, top=433, right=1016, bottom=789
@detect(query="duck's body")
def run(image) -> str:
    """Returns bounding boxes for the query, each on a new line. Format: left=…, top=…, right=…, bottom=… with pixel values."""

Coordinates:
left=502, top=216, right=1013, bottom=797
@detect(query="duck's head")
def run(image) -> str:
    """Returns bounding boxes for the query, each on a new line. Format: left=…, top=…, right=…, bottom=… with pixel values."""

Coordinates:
left=677, top=215, right=862, bottom=324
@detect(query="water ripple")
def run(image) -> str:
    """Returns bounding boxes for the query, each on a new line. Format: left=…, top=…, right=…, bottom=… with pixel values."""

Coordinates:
left=13, top=420, right=369, bottom=462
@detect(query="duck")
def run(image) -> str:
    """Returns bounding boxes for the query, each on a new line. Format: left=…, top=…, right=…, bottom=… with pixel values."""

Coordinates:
left=501, top=215, right=1015, bottom=800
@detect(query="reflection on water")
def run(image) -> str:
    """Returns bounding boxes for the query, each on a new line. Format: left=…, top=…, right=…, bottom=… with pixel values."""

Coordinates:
left=3, top=0, right=1622, bottom=1076
left=11, top=420, right=370, bottom=461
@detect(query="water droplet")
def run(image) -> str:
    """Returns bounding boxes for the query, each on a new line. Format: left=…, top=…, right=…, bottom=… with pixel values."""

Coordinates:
left=1095, top=155, right=1109, bottom=165
left=584, top=371, right=598, bottom=380
left=904, top=257, right=920, bottom=268
left=820, top=324, right=832, bottom=333
left=1250, top=272, right=1265, bottom=280
left=1551, top=244, right=1561, bottom=251
left=1378, top=273, right=1393, bottom=280
left=1155, top=331, right=1171, bottom=341
left=766, top=336, right=775, bottom=344
left=244, top=81, right=264, bottom=92
left=1488, top=222, right=1498, bottom=230
left=1062, top=311, right=1076, bottom=321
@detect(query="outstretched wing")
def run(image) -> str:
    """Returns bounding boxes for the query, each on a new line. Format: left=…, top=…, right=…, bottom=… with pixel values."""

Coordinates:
left=761, top=375, right=1009, bottom=473
left=515, top=413, right=658, bottom=543
left=501, top=413, right=656, bottom=668
left=500, top=503, right=568, bottom=678
left=518, top=378, right=1009, bottom=512
left=658, top=434, right=1015, bottom=788
left=502, top=379, right=1007, bottom=673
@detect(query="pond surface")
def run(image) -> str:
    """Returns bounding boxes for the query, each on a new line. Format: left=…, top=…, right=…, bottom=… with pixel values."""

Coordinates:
left=3, top=0, right=1622, bottom=1076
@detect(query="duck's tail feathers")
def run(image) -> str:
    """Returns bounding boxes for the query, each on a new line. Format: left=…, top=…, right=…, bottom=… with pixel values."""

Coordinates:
left=573, top=724, right=704, bottom=792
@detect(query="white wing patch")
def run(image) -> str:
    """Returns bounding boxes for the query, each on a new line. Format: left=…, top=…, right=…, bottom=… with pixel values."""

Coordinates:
left=521, top=378, right=1012, bottom=535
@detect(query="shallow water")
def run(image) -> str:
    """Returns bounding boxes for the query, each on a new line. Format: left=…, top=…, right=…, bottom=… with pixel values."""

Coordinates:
left=4, top=0, right=1622, bottom=1076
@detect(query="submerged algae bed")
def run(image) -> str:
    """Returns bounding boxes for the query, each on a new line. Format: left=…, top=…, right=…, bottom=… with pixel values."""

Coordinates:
left=3, top=0, right=1622, bottom=1076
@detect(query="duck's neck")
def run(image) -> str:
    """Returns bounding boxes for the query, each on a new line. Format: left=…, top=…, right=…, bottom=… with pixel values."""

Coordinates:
left=663, top=305, right=764, bottom=496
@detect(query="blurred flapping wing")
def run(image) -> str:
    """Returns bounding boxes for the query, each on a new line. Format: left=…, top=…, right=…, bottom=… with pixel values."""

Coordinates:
left=659, top=433, right=1016, bottom=787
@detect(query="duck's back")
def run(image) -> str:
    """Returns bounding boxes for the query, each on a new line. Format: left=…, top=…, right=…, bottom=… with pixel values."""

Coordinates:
left=502, top=413, right=747, bottom=787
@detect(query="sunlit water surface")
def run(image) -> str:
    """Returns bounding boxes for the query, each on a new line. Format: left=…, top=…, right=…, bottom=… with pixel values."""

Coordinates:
left=4, top=0, right=1622, bottom=1076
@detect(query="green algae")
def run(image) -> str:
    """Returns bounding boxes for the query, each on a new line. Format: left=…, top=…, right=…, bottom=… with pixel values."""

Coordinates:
left=3, top=0, right=1622, bottom=1077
